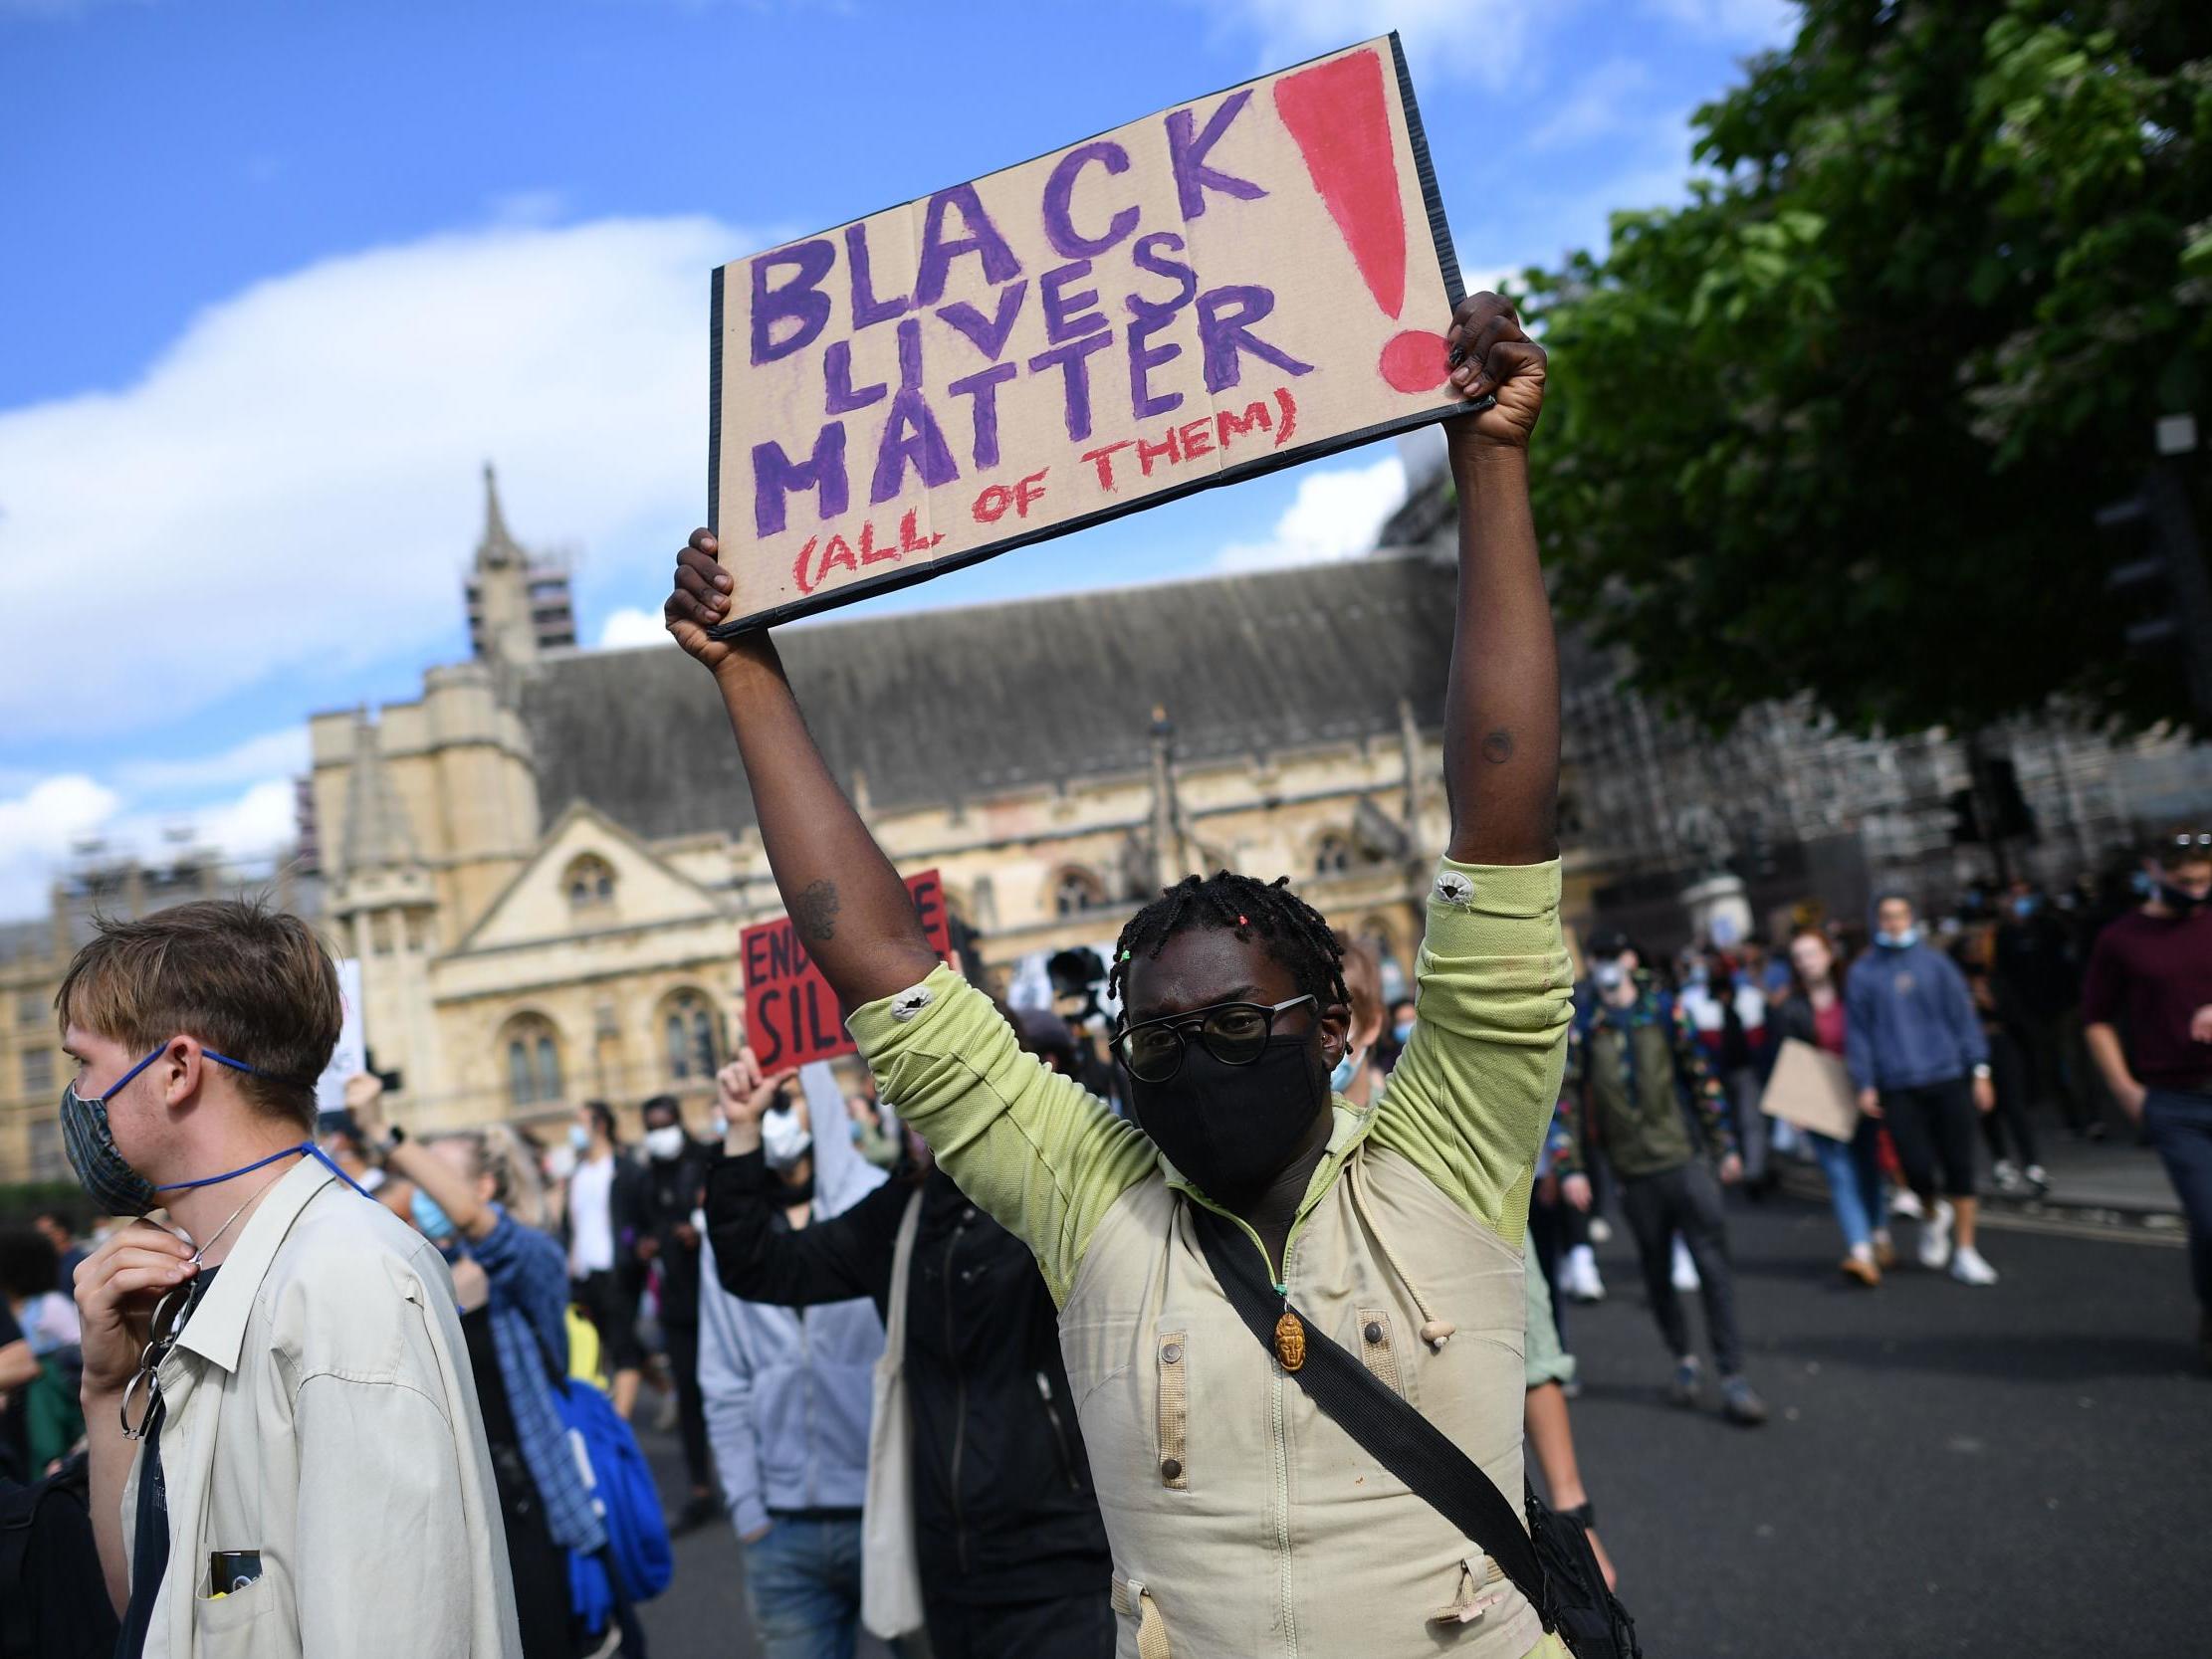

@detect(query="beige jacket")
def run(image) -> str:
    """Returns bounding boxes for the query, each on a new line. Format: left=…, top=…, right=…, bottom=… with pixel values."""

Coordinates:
left=120, top=1156, right=521, bottom=1658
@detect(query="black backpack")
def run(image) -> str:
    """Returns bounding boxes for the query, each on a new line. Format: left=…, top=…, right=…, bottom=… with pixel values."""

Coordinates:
left=0, top=1452, right=119, bottom=1659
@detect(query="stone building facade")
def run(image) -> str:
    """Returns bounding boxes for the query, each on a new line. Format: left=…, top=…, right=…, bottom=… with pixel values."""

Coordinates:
left=0, top=481, right=1543, bottom=1183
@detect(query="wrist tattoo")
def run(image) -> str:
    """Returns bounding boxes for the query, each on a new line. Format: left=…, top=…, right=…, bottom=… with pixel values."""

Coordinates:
left=1481, top=728, right=1515, bottom=764
left=794, top=879, right=841, bottom=942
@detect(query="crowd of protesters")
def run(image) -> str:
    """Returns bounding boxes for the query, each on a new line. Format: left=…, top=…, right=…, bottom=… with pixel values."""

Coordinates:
left=2, top=293, right=2205, bottom=1659
left=1530, top=830, right=2212, bottom=1394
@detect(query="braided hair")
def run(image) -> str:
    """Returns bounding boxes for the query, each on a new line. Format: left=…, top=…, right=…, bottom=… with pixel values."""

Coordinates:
left=1108, top=872, right=1349, bottom=1011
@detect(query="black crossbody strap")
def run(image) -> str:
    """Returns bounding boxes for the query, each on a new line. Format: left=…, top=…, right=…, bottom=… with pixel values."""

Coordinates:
left=1189, top=1202, right=1548, bottom=1614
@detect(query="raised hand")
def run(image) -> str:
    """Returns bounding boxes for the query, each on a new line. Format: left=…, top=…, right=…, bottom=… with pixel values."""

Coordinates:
left=664, top=529, right=747, bottom=673
left=343, top=1071, right=385, bottom=1137
left=716, top=1050, right=800, bottom=1154
left=1445, top=292, right=1545, bottom=452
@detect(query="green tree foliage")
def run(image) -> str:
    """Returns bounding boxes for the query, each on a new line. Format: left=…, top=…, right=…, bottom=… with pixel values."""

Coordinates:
left=1520, top=0, right=2211, bottom=734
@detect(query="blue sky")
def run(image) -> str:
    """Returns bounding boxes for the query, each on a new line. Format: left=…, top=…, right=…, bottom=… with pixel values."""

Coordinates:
left=0, top=0, right=1795, bottom=915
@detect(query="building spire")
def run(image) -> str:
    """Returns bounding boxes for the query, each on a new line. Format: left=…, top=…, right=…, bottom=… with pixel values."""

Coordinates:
left=1147, top=705, right=1194, bottom=889
left=478, top=461, right=522, bottom=570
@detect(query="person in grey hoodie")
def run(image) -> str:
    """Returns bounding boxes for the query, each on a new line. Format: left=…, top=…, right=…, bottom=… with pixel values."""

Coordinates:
left=697, top=1065, right=893, bottom=1659
left=1846, top=893, right=2002, bottom=1285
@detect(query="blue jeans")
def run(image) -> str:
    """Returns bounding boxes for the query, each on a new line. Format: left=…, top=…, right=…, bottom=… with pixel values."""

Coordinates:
left=1809, top=1119, right=1885, bottom=1253
left=743, top=1515, right=868, bottom=1659
left=2143, top=1090, right=2212, bottom=1311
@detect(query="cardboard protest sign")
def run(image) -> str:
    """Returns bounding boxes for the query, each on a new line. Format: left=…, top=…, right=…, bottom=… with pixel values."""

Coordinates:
left=709, top=33, right=1468, bottom=631
left=741, top=870, right=953, bottom=1070
left=1762, top=1038, right=1861, bottom=1142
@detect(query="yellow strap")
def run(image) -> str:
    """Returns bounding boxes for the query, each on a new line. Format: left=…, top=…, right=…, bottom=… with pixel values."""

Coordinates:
left=1111, top=1578, right=1173, bottom=1659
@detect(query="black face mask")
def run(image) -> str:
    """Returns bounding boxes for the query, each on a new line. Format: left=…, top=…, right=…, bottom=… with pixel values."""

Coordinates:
left=1127, top=1033, right=1330, bottom=1206
left=2156, top=881, right=2208, bottom=915
left=774, top=1169, right=815, bottom=1208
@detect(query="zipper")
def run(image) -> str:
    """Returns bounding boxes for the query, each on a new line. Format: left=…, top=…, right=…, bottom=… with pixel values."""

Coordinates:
left=1036, top=1369, right=1080, bottom=1492
left=1273, top=1235, right=1300, bottom=1656
left=941, top=1220, right=971, bottom=1575
left=1175, top=1178, right=1323, bottom=1654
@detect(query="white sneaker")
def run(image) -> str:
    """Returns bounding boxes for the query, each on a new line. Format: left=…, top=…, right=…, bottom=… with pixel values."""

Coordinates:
left=1670, top=1237, right=1701, bottom=1292
left=1890, top=1188, right=1924, bottom=1221
left=1949, top=1244, right=1999, bottom=1286
left=1917, top=1198, right=1954, bottom=1271
left=1588, top=1216, right=1614, bottom=1246
left=1563, top=1244, right=1607, bottom=1303
left=1992, top=1158, right=2024, bottom=1194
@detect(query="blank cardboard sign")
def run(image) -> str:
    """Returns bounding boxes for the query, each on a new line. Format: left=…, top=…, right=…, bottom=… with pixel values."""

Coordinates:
left=707, top=33, right=1470, bottom=633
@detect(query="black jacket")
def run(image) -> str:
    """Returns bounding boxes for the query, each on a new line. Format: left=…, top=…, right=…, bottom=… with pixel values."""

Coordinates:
left=705, top=1149, right=1110, bottom=1608
left=639, top=1139, right=715, bottom=1327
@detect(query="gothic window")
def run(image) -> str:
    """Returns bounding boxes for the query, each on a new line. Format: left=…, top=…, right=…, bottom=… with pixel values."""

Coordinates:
left=1314, top=833, right=1354, bottom=877
left=564, top=854, right=616, bottom=912
left=26, top=1116, right=63, bottom=1180
left=1053, top=868, right=1105, bottom=917
left=662, top=989, right=721, bottom=1083
left=502, top=1014, right=565, bottom=1107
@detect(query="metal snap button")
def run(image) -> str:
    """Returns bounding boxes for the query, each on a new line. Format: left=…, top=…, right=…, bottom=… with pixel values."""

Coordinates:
left=1162, top=1342, right=1183, bottom=1364
left=1160, top=1457, right=1183, bottom=1482
left=1364, top=1321, right=1385, bottom=1345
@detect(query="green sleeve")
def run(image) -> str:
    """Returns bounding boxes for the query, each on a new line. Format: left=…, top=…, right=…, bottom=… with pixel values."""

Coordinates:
left=1369, top=858, right=1574, bottom=1245
left=847, top=966, right=1157, bottom=1306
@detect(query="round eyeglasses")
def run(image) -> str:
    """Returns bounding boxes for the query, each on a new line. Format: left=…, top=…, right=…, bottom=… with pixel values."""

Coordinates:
left=119, top=1276, right=203, bottom=1441
left=1110, top=994, right=1317, bottom=1084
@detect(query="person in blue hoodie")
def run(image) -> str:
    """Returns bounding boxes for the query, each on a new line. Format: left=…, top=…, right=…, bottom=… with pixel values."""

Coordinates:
left=698, top=1064, right=896, bottom=1659
left=1846, top=894, right=2001, bottom=1285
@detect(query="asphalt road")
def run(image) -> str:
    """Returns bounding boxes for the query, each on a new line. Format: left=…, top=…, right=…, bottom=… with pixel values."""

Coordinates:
left=634, top=1191, right=2208, bottom=1658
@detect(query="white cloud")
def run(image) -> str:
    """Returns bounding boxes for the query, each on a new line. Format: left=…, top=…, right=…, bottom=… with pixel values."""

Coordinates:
left=1640, top=0, right=1798, bottom=47
left=596, top=606, right=669, bottom=650
left=487, top=188, right=569, bottom=228
left=178, top=778, right=299, bottom=862
left=0, top=767, right=306, bottom=919
left=0, top=775, right=120, bottom=917
left=109, top=727, right=311, bottom=796
left=1215, top=454, right=1408, bottom=573
left=0, top=212, right=752, bottom=741
left=1529, top=59, right=1654, bottom=151
left=1200, top=0, right=1548, bottom=89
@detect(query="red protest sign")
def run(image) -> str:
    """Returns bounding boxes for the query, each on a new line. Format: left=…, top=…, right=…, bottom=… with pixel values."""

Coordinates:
left=740, top=870, right=953, bottom=1070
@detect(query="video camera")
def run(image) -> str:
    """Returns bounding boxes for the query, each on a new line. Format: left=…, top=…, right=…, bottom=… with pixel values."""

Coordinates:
left=1046, top=946, right=1110, bottom=1026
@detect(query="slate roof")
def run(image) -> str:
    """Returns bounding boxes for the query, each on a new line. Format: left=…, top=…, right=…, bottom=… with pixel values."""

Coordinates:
left=518, top=553, right=1456, bottom=844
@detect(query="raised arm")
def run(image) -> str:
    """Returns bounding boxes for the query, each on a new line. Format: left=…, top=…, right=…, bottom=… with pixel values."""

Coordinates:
left=665, top=540, right=939, bottom=1010
left=1440, top=292, right=1558, bottom=867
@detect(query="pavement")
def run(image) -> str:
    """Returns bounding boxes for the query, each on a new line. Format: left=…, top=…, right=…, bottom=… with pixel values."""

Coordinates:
left=633, top=1179, right=2207, bottom=1659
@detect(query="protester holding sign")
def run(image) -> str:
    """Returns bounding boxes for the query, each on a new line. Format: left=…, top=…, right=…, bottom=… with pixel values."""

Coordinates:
left=671, top=290, right=1581, bottom=1657
left=1777, top=932, right=1893, bottom=1286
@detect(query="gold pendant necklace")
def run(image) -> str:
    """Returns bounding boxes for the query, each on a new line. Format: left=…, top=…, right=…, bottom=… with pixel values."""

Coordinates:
left=1273, top=1309, right=1306, bottom=1371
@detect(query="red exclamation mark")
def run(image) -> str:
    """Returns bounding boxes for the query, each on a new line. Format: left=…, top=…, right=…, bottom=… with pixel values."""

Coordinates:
left=1273, top=48, right=1450, bottom=393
